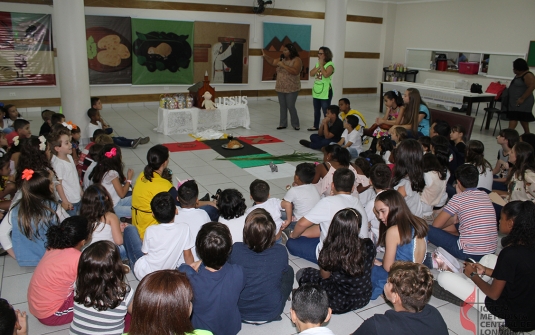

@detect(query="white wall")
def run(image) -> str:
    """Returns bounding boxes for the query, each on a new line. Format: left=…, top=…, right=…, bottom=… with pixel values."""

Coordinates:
left=0, top=0, right=386, bottom=103
left=390, top=0, right=535, bottom=88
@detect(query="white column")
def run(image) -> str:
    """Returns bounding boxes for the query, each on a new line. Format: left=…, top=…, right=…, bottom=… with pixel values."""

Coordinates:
left=53, top=0, right=90, bottom=139
left=324, top=0, right=348, bottom=104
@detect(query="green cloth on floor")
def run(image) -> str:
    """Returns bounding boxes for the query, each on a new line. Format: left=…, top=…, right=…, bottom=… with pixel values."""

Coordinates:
left=229, top=153, right=285, bottom=168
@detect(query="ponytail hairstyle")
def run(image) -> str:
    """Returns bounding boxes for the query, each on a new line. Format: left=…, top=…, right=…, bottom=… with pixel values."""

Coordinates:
left=80, top=184, right=115, bottom=234
left=13, top=169, right=57, bottom=240
left=383, top=90, right=404, bottom=109
left=376, top=190, right=428, bottom=247
left=507, top=142, right=535, bottom=185
left=321, top=144, right=350, bottom=167
left=318, top=208, right=368, bottom=277
left=89, top=144, right=125, bottom=184
left=392, top=139, right=425, bottom=193
left=45, top=216, right=91, bottom=250
left=465, top=140, right=492, bottom=174
left=402, top=88, right=427, bottom=135
left=377, top=136, right=394, bottom=156
left=430, top=135, right=451, bottom=173
left=144, top=145, right=169, bottom=182
left=15, top=136, right=55, bottom=189
left=74, top=241, right=130, bottom=311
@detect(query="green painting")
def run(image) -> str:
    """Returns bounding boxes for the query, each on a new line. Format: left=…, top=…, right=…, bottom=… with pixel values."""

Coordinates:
left=131, top=18, right=193, bottom=85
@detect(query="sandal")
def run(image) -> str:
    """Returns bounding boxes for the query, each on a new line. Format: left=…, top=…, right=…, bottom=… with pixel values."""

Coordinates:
left=307, top=127, right=318, bottom=131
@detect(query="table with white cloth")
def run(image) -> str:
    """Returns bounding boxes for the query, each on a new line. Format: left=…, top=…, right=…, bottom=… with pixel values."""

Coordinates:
left=155, top=105, right=251, bottom=135
left=380, top=82, right=497, bottom=129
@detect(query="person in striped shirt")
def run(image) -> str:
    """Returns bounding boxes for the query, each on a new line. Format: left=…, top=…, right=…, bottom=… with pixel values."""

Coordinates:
left=428, top=164, right=497, bottom=261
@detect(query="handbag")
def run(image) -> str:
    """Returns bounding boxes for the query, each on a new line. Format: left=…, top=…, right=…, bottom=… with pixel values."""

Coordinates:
left=470, top=83, right=483, bottom=94
left=485, top=82, right=507, bottom=100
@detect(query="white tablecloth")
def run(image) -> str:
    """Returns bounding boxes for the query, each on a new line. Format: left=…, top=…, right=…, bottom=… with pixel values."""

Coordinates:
left=155, top=105, right=251, bottom=135
left=383, top=82, right=495, bottom=109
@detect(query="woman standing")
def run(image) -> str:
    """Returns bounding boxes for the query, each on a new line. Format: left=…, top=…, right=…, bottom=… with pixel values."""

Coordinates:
left=507, top=58, right=535, bottom=134
left=309, top=47, right=335, bottom=131
left=262, top=44, right=302, bottom=130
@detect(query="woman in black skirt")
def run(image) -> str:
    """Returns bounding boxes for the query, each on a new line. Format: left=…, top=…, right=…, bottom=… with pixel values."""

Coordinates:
left=507, top=58, right=535, bottom=134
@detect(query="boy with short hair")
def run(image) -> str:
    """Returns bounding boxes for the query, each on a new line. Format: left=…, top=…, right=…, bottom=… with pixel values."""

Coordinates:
left=352, top=261, right=448, bottom=335
left=39, top=110, right=55, bottom=137
left=123, top=192, right=194, bottom=280
left=6, top=119, right=31, bottom=147
left=300, top=105, right=344, bottom=150
left=287, top=168, right=368, bottom=263
left=50, top=113, right=65, bottom=127
left=77, top=129, right=107, bottom=179
left=87, top=108, right=143, bottom=149
left=290, top=283, right=334, bottom=335
left=49, top=128, right=82, bottom=216
left=492, top=128, right=519, bottom=190
left=281, top=163, right=321, bottom=233
left=175, top=180, right=211, bottom=261
left=429, top=164, right=497, bottom=261
left=337, top=114, right=363, bottom=158
left=338, top=98, right=366, bottom=125
left=365, top=163, right=392, bottom=245
left=179, top=222, right=245, bottom=335
left=246, top=179, right=284, bottom=241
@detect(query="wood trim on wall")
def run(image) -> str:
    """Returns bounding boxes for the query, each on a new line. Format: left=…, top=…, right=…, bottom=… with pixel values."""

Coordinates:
left=0, top=0, right=383, bottom=24
left=3, top=87, right=377, bottom=108
left=250, top=49, right=380, bottom=59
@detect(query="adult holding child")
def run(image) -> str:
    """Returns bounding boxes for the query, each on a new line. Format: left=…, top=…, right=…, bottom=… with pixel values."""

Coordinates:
left=308, top=47, right=335, bottom=131
left=262, top=44, right=303, bottom=130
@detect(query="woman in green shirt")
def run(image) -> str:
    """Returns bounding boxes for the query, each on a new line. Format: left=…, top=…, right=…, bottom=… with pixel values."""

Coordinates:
left=309, top=46, right=335, bottom=131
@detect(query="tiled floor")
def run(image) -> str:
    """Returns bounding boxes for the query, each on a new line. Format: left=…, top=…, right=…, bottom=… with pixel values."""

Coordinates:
left=2, top=95, right=533, bottom=334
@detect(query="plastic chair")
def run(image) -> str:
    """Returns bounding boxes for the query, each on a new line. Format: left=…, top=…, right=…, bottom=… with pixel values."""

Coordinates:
left=480, top=107, right=506, bottom=136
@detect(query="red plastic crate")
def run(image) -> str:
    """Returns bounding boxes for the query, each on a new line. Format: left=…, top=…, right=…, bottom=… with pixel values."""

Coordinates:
left=459, top=62, right=479, bottom=75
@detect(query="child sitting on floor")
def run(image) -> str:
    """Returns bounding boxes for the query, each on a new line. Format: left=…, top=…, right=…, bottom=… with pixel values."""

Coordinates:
left=6, top=119, right=31, bottom=147
left=337, top=114, right=363, bottom=158
left=124, top=192, right=194, bottom=280
left=179, top=222, right=245, bottom=335
left=39, top=110, right=55, bottom=137
left=353, top=261, right=448, bottom=335
left=245, top=179, right=284, bottom=242
left=290, top=284, right=334, bottom=335
left=217, top=188, right=248, bottom=243
left=0, top=298, right=27, bottom=335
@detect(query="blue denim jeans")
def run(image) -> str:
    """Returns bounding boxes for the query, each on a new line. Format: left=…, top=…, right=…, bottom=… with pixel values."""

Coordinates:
left=114, top=196, right=132, bottom=219
left=312, top=88, right=333, bottom=129
left=347, top=147, right=359, bottom=159
left=309, top=134, right=333, bottom=150
left=285, top=236, right=319, bottom=264
left=123, top=225, right=144, bottom=273
left=371, top=264, right=388, bottom=300
left=66, top=201, right=81, bottom=216
left=112, top=136, right=134, bottom=148
left=427, top=226, right=484, bottom=262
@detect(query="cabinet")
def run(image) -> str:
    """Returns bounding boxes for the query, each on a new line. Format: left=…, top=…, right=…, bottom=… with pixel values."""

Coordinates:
left=382, top=67, right=419, bottom=82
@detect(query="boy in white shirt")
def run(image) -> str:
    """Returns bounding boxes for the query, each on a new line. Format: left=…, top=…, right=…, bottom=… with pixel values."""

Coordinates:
left=337, top=114, right=363, bottom=158
left=123, top=192, right=194, bottom=280
left=365, top=163, right=392, bottom=245
left=50, top=128, right=82, bottom=216
left=287, top=168, right=368, bottom=263
left=245, top=179, right=284, bottom=242
left=290, top=284, right=334, bottom=335
left=281, top=163, right=321, bottom=233
left=175, top=180, right=211, bottom=261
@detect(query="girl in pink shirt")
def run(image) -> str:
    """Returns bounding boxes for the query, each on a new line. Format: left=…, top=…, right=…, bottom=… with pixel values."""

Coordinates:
left=27, top=216, right=91, bottom=326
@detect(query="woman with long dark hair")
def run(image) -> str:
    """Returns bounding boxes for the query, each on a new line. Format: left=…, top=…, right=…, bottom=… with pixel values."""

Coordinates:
left=370, top=190, right=428, bottom=300
left=297, top=208, right=375, bottom=313
left=262, top=43, right=303, bottom=130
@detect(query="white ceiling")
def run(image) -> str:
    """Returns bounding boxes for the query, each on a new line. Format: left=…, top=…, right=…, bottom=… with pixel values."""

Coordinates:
left=357, top=0, right=451, bottom=4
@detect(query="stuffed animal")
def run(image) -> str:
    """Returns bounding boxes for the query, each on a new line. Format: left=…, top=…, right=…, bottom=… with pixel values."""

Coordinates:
left=201, top=91, right=217, bottom=110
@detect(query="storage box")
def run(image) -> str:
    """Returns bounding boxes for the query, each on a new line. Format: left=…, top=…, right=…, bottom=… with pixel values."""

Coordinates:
left=459, top=62, right=479, bottom=75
